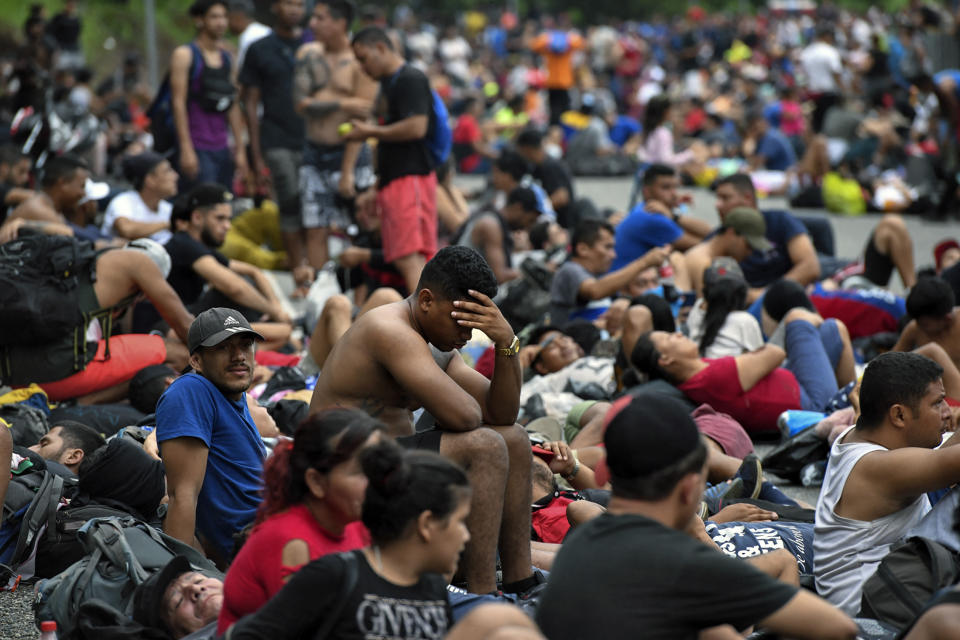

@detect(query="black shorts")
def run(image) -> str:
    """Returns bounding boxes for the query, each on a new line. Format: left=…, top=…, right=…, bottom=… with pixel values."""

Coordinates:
left=396, top=428, right=442, bottom=452
left=863, top=232, right=894, bottom=287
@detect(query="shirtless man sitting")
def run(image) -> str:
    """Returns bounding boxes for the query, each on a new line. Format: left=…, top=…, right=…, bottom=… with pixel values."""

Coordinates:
left=683, top=207, right=770, bottom=295
left=895, top=277, right=960, bottom=368
left=310, top=246, right=538, bottom=596
left=3, top=238, right=193, bottom=402
left=0, top=154, right=86, bottom=241
left=293, top=0, right=377, bottom=271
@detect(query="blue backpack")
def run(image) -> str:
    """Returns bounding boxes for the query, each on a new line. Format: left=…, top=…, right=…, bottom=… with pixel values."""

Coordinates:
left=548, top=30, right=571, bottom=54
left=388, top=66, right=452, bottom=167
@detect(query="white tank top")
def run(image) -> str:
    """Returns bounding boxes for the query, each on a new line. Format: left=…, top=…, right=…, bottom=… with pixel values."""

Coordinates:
left=814, top=426, right=931, bottom=615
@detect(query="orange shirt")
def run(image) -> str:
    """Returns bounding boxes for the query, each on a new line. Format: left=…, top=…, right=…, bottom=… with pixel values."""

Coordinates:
left=532, top=31, right=584, bottom=90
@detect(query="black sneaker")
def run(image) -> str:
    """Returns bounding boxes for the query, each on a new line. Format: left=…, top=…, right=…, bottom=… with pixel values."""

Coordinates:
left=737, top=453, right=763, bottom=500
left=702, top=478, right=745, bottom=515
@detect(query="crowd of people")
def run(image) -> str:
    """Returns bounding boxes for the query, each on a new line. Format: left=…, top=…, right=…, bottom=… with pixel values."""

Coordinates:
left=5, top=0, right=960, bottom=639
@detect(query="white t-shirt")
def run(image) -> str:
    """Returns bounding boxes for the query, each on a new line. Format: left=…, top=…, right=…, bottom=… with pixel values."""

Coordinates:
left=102, top=190, right=173, bottom=244
left=686, top=305, right=764, bottom=359
left=439, top=36, right=471, bottom=83
left=800, top=41, right=842, bottom=93
left=237, top=22, right=271, bottom=72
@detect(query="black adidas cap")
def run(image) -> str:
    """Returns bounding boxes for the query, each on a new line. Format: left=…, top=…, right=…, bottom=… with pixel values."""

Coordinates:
left=187, top=307, right=264, bottom=354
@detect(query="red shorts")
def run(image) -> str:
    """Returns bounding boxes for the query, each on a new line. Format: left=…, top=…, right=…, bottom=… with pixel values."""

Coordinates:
left=378, top=173, right=438, bottom=264
left=38, top=334, right=167, bottom=401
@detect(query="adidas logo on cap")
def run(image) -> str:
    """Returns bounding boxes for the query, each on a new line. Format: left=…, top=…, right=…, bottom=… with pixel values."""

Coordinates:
left=223, top=315, right=240, bottom=326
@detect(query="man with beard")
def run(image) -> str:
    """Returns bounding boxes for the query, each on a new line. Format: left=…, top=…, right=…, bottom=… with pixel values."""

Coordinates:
left=164, top=182, right=289, bottom=324
left=157, top=309, right=266, bottom=563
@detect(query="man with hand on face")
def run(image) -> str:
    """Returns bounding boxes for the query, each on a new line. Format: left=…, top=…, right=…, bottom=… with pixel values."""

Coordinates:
left=157, top=308, right=266, bottom=563
left=310, top=246, right=540, bottom=597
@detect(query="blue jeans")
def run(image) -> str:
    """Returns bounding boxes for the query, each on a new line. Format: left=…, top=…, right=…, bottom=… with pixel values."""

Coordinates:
left=178, top=147, right=234, bottom=192
left=785, top=319, right=840, bottom=412
left=907, top=487, right=960, bottom=553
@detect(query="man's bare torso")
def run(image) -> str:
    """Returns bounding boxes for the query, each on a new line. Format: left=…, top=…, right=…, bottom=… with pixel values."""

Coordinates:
left=684, top=243, right=712, bottom=293
left=295, top=43, right=363, bottom=145
left=310, top=301, right=431, bottom=436
left=12, top=193, right=61, bottom=224
left=912, top=318, right=960, bottom=366
left=92, top=251, right=142, bottom=308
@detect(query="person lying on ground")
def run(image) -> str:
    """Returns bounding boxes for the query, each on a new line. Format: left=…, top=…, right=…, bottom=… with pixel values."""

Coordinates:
left=761, top=278, right=856, bottom=388
left=631, top=307, right=843, bottom=434
left=28, top=420, right=105, bottom=476
left=133, top=555, right=224, bottom=640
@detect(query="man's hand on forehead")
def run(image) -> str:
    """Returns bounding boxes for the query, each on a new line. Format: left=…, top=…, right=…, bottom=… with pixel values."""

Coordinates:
left=451, top=289, right=514, bottom=348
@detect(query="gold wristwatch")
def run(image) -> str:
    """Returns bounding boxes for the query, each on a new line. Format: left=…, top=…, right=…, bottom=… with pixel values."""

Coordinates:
left=497, top=335, right=520, bottom=357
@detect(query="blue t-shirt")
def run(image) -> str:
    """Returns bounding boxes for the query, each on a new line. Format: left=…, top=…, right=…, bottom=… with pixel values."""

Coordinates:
left=609, top=115, right=641, bottom=148
left=756, top=128, right=797, bottom=171
left=739, top=209, right=807, bottom=288
left=705, top=520, right=815, bottom=575
left=934, top=69, right=960, bottom=99
left=156, top=373, right=266, bottom=557
left=610, top=204, right=682, bottom=271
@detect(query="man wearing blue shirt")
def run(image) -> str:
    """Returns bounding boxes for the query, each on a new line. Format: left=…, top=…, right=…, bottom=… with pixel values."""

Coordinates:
left=715, top=174, right=916, bottom=300
left=158, top=307, right=266, bottom=564
left=611, top=164, right=710, bottom=271
left=714, top=174, right=820, bottom=302
left=746, top=113, right=797, bottom=172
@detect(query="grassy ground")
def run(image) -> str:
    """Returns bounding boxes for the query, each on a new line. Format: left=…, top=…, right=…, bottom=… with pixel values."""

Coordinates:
left=0, top=0, right=196, bottom=85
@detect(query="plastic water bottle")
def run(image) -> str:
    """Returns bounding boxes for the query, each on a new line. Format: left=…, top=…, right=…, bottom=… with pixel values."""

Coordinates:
left=776, top=410, right=826, bottom=439
left=39, top=621, right=58, bottom=640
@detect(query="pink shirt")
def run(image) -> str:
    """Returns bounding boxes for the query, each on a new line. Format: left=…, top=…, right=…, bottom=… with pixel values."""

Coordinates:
left=636, top=126, right=695, bottom=166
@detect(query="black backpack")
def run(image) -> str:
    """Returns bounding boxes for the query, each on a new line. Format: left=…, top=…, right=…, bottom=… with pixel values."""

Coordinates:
left=1, top=403, right=50, bottom=447
left=0, top=236, right=137, bottom=385
left=0, top=233, right=99, bottom=347
left=34, top=500, right=136, bottom=579
left=34, top=516, right=222, bottom=639
left=0, top=469, right=78, bottom=574
left=860, top=536, right=960, bottom=630
left=761, top=426, right=830, bottom=483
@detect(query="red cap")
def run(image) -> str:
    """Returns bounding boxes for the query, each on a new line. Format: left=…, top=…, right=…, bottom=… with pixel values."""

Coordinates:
left=591, top=395, right=633, bottom=486
left=934, top=239, right=960, bottom=271
left=41, top=621, right=57, bottom=632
